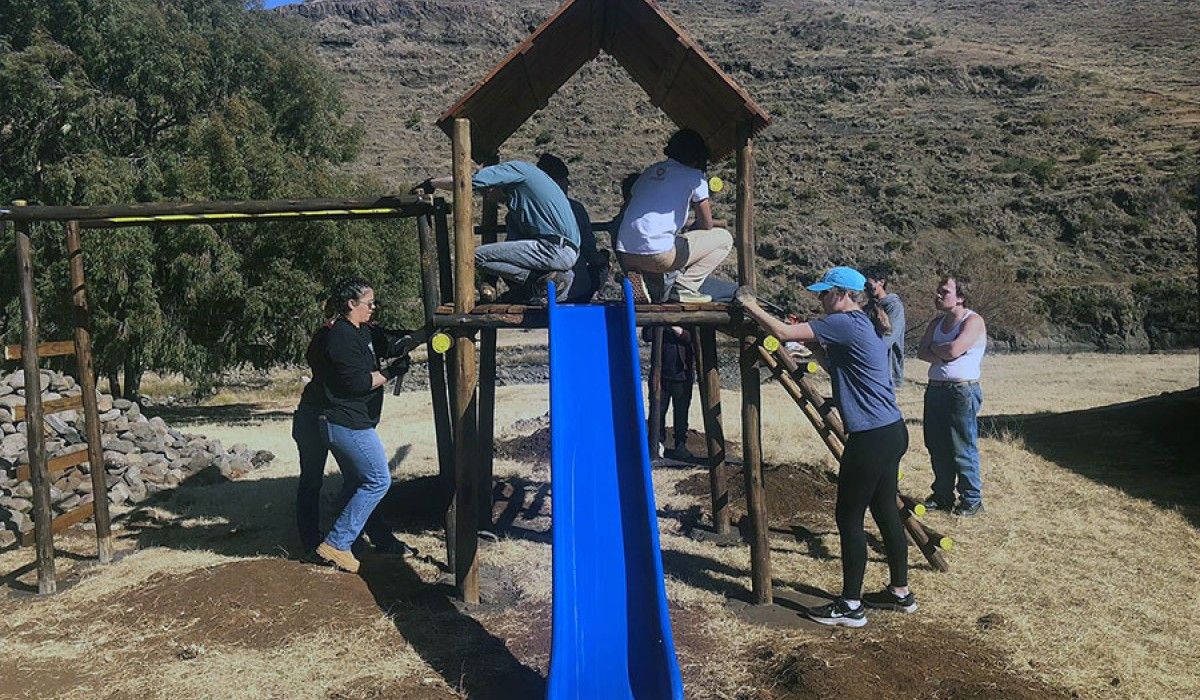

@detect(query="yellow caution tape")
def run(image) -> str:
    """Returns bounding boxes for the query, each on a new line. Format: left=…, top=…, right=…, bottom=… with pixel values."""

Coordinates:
left=103, top=208, right=403, bottom=225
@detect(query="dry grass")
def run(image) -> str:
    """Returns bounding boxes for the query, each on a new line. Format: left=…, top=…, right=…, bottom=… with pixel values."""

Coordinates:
left=2, top=352, right=1197, bottom=699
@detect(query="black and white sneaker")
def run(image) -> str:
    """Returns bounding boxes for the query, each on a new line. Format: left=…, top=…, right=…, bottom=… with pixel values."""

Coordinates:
left=862, top=587, right=918, bottom=613
left=805, top=598, right=867, bottom=628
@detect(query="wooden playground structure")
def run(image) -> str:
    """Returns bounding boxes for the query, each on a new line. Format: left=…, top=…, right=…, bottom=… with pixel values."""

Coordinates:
left=1, top=0, right=950, bottom=599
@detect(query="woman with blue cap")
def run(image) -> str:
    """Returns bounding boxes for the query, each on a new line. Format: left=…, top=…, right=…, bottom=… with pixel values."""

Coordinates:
left=736, top=266, right=914, bottom=627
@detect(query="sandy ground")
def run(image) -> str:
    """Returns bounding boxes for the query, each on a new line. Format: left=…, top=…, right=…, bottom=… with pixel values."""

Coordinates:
left=1, top=352, right=1197, bottom=699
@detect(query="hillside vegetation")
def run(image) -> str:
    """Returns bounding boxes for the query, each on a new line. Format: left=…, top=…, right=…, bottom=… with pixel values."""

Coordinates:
left=286, top=0, right=1199, bottom=350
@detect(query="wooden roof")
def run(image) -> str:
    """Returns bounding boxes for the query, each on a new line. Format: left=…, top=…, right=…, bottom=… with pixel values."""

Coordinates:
left=438, top=0, right=770, bottom=163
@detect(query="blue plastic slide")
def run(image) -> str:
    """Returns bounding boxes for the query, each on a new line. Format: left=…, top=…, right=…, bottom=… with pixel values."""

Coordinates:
left=545, top=281, right=685, bottom=700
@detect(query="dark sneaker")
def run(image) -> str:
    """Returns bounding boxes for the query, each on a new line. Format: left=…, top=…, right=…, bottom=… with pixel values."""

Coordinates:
left=952, top=501, right=985, bottom=517
left=664, top=446, right=696, bottom=462
left=862, top=588, right=918, bottom=613
left=478, top=283, right=498, bottom=303
left=532, top=271, right=570, bottom=303
left=805, top=598, right=867, bottom=628
left=922, top=494, right=953, bottom=512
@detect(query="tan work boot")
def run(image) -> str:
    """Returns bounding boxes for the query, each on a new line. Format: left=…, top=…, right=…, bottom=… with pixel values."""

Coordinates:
left=316, top=542, right=360, bottom=574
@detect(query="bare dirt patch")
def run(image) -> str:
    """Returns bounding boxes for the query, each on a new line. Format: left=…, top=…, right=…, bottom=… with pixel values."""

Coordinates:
left=677, top=460, right=837, bottom=528
left=750, top=622, right=1069, bottom=700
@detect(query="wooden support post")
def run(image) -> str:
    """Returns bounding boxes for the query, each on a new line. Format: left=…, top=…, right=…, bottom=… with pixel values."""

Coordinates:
left=65, top=220, right=112, bottom=564
left=647, top=327, right=665, bottom=458
left=739, top=338, right=771, bottom=604
left=735, top=125, right=756, bottom=290
left=693, top=327, right=729, bottom=534
left=417, top=214, right=456, bottom=567
left=434, top=199, right=454, bottom=305
left=477, top=165, right=499, bottom=532
left=13, top=214, right=56, bottom=594
left=451, top=118, right=480, bottom=604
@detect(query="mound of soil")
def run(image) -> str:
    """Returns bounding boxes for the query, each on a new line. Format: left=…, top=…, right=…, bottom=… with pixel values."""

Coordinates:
left=748, top=623, right=1068, bottom=700
left=677, top=461, right=837, bottom=528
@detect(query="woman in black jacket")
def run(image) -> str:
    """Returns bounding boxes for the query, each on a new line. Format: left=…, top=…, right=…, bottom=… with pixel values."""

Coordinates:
left=298, top=278, right=413, bottom=573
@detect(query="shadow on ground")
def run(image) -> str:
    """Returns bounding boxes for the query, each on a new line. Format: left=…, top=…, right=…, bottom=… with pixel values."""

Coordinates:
left=982, top=388, right=1199, bottom=526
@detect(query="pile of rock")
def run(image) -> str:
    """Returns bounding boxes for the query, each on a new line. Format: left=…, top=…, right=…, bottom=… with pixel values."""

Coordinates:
left=0, top=369, right=274, bottom=547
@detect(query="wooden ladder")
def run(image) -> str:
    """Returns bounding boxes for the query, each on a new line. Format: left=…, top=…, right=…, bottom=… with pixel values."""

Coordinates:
left=756, top=343, right=952, bottom=572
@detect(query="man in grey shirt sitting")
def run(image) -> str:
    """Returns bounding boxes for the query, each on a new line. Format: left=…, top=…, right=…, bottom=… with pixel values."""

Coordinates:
left=863, top=264, right=906, bottom=386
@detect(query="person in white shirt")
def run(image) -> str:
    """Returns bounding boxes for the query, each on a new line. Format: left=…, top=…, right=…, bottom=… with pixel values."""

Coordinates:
left=615, top=129, right=733, bottom=303
left=917, top=274, right=988, bottom=516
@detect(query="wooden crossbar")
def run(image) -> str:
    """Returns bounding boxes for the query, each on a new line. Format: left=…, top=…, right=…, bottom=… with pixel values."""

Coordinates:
left=13, top=394, right=83, bottom=422
left=4, top=340, right=75, bottom=360
left=16, top=449, right=90, bottom=482
left=20, top=501, right=94, bottom=547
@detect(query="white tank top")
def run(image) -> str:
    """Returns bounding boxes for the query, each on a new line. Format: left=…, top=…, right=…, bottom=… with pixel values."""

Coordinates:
left=928, top=310, right=986, bottom=381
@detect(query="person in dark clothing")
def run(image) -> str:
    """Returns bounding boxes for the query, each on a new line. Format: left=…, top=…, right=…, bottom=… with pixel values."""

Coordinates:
left=736, top=266, right=915, bottom=628
left=300, top=278, right=415, bottom=574
left=657, top=326, right=696, bottom=460
left=537, top=153, right=609, bottom=303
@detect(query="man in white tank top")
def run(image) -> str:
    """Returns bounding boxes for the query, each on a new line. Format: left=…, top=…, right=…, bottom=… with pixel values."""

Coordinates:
left=917, top=275, right=987, bottom=516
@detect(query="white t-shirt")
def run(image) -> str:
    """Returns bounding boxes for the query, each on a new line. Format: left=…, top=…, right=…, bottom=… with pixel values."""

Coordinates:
left=616, top=158, right=709, bottom=255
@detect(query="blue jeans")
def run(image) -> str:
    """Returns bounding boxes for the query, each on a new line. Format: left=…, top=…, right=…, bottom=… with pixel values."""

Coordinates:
left=292, top=405, right=328, bottom=550
left=323, top=421, right=396, bottom=551
left=923, top=382, right=983, bottom=506
left=476, top=238, right=577, bottom=287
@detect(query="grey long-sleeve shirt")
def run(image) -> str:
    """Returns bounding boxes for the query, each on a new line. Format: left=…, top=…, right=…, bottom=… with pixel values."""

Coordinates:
left=878, top=293, right=906, bottom=386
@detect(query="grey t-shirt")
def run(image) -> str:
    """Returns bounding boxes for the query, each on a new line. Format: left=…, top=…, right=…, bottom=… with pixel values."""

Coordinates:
left=809, top=311, right=903, bottom=434
left=878, top=293, right=906, bottom=386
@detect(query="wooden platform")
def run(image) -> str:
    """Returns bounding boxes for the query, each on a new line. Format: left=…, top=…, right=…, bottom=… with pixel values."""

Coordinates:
left=432, top=301, right=740, bottom=329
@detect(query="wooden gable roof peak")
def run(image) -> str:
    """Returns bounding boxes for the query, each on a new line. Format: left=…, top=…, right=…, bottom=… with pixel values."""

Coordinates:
left=438, top=0, right=770, bottom=163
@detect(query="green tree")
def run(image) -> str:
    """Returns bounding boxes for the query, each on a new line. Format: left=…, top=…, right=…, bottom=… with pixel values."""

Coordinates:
left=0, top=0, right=418, bottom=397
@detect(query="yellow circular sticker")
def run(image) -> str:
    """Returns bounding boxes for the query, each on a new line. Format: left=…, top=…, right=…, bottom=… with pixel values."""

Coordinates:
left=803, top=361, right=819, bottom=374
left=708, top=176, right=724, bottom=193
left=431, top=332, right=452, bottom=355
left=762, top=335, right=780, bottom=352
left=913, top=503, right=927, bottom=517
left=939, top=537, right=955, bottom=551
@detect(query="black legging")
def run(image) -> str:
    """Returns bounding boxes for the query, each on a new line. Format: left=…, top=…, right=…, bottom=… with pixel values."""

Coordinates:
left=657, top=380, right=693, bottom=448
left=835, top=419, right=910, bottom=600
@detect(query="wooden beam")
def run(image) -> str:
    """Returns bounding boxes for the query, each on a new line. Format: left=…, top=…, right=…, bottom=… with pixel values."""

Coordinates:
left=20, top=501, right=95, bottom=548
left=451, top=118, right=480, bottom=604
left=13, top=394, right=83, bottom=422
left=1, top=196, right=433, bottom=225
left=69, top=219, right=113, bottom=565
left=13, top=214, right=56, bottom=594
left=646, top=327, right=665, bottom=458
left=693, top=327, right=730, bottom=534
left=15, top=448, right=89, bottom=483
left=739, top=338, right=771, bottom=604
left=477, top=176, right=499, bottom=534
left=651, top=37, right=691, bottom=106
left=433, top=309, right=740, bottom=329
left=434, top=199, right=454, bottom=305
left=735, top=125, right=756, bottom=289
left=417, top=214, right=457, bottom=568
left=3, top=340, right=74, bottom=361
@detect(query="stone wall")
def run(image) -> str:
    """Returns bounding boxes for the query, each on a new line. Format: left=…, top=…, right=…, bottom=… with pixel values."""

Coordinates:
left=0, top=370, right=274, bottom=548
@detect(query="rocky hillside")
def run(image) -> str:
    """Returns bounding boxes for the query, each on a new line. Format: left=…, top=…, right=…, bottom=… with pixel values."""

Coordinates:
left=283, top=0, right=1199, bottom=350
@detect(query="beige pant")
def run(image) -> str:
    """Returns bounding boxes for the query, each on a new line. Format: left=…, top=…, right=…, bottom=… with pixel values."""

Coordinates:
left=618, top=227, right=733, bottom=298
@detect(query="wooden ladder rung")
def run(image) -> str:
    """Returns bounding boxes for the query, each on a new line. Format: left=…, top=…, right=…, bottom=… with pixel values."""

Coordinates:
left=16, top=448, right=90, bottom=482
left=19, top=500, right=95, bottom=547
left=3, top=340, right=75, bottom=361
left=12, top=394, right=83, bottom=422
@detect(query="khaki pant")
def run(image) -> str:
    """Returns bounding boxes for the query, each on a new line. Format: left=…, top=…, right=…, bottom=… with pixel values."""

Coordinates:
left=618, top=227, right=733, bottom=299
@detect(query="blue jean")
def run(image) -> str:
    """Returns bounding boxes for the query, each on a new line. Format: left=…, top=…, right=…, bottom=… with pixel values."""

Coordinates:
left=476, top=238, right=577, bottom=287
left=323, top=421, right=396, bottom=551
left=292, top=405, right=328, bottom=550
left=923, top=382, right=984, bottom=506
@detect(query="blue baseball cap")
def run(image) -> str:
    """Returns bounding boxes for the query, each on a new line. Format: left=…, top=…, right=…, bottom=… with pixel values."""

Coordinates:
left=806, top=266, right=866, bottom=293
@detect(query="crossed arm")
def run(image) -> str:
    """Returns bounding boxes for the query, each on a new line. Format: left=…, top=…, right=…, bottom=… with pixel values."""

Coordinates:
left=918, top=314, right=986, bottom=362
